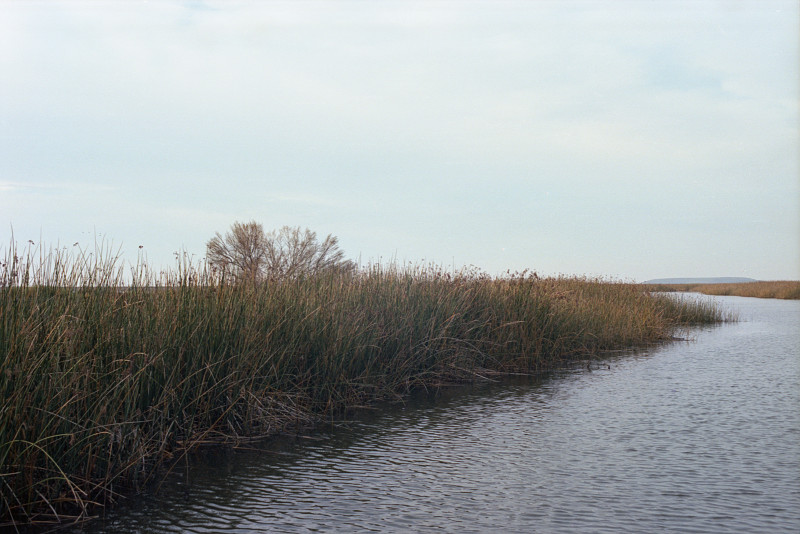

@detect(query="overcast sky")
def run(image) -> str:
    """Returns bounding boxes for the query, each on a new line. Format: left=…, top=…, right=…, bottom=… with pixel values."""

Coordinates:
left=2, top=0, right=798, bottom=281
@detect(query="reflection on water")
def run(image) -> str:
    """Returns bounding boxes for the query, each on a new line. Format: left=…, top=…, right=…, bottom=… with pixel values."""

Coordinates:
left=76, top=295, right=800, bottom=533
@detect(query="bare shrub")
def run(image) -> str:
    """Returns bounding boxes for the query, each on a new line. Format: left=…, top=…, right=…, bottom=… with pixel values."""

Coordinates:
left=206, top=222, right=354, bottom=283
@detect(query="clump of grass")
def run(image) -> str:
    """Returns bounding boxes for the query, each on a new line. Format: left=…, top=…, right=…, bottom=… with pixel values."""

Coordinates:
left=690, top=281, right=800, bottom=300
left=645, top=281, right=800, bottom=300
left=1, top=242, right=728, bottom=528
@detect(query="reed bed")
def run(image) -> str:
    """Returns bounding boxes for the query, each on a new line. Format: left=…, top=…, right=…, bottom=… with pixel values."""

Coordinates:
left=646, top=281, right=800, bottom=300
left=1, top=243, right=726, bottom=528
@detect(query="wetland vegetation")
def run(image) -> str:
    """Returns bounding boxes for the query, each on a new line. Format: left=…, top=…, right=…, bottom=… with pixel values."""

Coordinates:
left=1, top=238, right=728, bottom=528
left=644, top=280, right=800, bottom=300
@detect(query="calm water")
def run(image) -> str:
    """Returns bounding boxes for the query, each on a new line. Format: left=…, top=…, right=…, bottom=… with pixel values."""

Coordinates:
left=75, top=294, right=799, bottom=533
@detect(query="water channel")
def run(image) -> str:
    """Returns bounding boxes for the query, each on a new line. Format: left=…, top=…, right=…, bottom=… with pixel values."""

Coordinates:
left=73, top=294, right=799, bottom=533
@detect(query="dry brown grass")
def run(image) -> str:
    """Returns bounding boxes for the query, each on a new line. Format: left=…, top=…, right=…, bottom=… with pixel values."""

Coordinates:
left=1, top=243, right=729, bottom=528
left=646, top=281, right=800, bottom=300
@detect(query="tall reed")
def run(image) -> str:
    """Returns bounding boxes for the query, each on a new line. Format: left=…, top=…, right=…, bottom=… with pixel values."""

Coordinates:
left=645, top=281, right=800, bottom=300
left=1, top=243, right=726, bottom=527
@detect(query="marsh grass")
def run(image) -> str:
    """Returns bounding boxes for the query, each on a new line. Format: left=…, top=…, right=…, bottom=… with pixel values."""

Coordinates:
left=1, top=243, right=727, bottom=528
left=647, top=281, right=800, bottom=300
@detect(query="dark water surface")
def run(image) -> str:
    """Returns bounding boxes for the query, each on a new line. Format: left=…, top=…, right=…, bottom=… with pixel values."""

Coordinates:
left=75, top=295, right=800, bottom=533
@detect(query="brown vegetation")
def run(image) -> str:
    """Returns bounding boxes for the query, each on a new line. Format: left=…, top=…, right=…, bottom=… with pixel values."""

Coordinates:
left=1, top=243, right=729, bottom=528
left=645, top=280, right=800, bottom=300
left=206, top=222, right=354, bottom=283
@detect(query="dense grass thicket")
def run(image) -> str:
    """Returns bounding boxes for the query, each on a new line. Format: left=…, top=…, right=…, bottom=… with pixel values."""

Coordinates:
left=1, top=244, right=727, bottom=527
left=646, top=281, right=800, bottom=300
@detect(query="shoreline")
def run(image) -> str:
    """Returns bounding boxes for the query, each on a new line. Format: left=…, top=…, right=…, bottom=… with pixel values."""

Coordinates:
left=641, top=280, right=800, bottom=300
left=1, top=263, right=728, bottom=529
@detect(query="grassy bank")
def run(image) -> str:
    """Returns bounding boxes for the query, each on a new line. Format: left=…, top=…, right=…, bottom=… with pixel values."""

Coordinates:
left=646, top=281, right=800, bottom=300
left=1, top=245, right=727, bottom=528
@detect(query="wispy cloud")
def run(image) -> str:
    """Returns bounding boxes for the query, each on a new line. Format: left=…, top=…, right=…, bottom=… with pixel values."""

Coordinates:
left=0, top=182, right=37, bottom=192
left=1, top=1, right=797, bottom=280
left=0, top=181, right=117, bottom=193
left=265, top=193, right=343, bottom=208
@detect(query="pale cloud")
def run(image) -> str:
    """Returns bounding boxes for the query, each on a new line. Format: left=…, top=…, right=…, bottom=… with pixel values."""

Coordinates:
left=264, top=193, right=343, bottom=209
left=0, top=182, right=40, bottom=192
left=0, top=181, right=117, bottom=193
left=1, top=0, right=797, bottom=280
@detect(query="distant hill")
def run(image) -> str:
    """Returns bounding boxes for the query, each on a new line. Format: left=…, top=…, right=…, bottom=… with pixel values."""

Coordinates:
left=643, top=277, right=758, bottom=285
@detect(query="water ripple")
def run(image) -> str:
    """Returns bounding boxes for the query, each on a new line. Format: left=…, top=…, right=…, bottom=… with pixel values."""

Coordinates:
left=77, top=296, right=800, bottom=533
